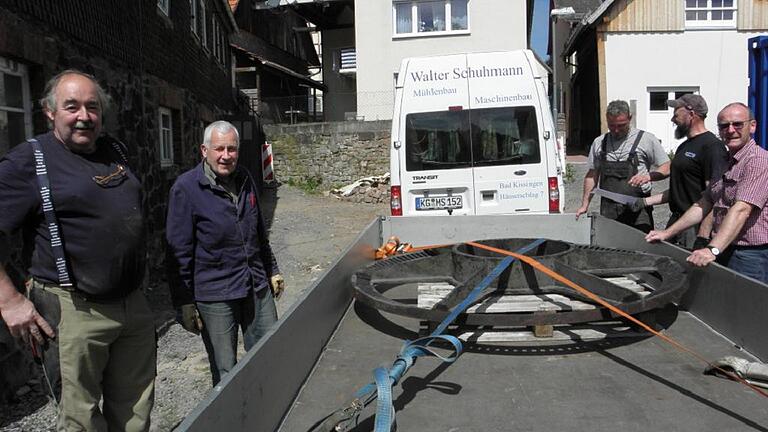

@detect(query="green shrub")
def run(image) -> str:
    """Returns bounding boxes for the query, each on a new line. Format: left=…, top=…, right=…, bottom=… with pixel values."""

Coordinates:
left=287, top=176, right=323, bottom=194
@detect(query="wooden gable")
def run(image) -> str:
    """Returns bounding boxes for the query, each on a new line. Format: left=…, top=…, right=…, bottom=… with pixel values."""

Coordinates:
left=738, top=0, right=768, bottom=30
left=600, top=0, right=684, bottom=32
left=598, top=0, right=767, bottom=32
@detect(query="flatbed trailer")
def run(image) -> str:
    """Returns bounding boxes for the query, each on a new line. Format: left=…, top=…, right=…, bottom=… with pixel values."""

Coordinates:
left=177, top=215, right=768, bottom=431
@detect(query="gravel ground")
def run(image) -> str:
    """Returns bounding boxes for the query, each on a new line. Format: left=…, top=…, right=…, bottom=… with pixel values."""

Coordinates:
left=0, top=163, right=671, bottom=431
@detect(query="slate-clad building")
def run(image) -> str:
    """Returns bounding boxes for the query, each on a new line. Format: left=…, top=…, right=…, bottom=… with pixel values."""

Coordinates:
left=0, top=0, right=247, bottom=397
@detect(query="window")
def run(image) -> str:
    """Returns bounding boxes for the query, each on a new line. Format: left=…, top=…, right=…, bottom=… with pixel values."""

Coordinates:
left=158, top=107, right=174, bottom=167
left=649, top=90, right=694, bottom=111
left=649, top=92, right=669, bottom=111
left=405, top=106, right=539, bottom=172
left=0, top=57, right=32, bottom=155
left=190, top=0, right=198, bottom=35
left=200, top=1, right=208, bottom=49
left=158, top=0, right=170, bottom=16
left=406, top=110, right=471, bottom=171
left=334, top=48, right=356, bottom=73
left=394, top=0, right=469, bottom=36
left=220, top=26, right=227, bottom=64
left=685, top=0, right=737, bottom=28
left=212, top=19, right=219, bottom=58
left=472, top=107, right=540, bottom=166
left=212, top=18, right=227, bottom=64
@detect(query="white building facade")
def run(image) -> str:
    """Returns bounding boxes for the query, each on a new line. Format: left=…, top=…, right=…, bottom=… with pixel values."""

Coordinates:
left=354, top=0, right=529, bottom=120
left=564, top=0, right=767, bottom=153
left=605, top=30, right=764, bottom=152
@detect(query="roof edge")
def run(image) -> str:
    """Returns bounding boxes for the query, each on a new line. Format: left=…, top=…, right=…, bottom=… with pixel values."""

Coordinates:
left=220, top=0, right=239, bottom=31
left=563, top=0, right=616, bottom=56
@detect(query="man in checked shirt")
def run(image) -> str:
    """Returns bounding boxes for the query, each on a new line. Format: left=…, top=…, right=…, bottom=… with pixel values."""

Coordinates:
left=646, top=102, right=768, bottom=283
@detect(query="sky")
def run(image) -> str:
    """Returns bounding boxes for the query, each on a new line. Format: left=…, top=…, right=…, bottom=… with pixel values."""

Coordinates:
left=531, top=0, right=550, bottom=61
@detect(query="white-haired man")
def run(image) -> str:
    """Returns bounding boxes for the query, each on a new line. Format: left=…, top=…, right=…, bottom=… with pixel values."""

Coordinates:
left=166, top=120, right=284, bottom=385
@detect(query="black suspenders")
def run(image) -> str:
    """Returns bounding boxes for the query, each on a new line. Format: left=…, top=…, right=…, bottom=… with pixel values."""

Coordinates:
left=28, top=138, right=74, bottom=288
left=600, top=130, right=645, bottom=167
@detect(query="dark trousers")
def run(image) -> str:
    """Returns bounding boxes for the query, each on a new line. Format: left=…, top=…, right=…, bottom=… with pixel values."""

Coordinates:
left=601, top=199, right=654, bottom=233
left=196, top=287, right=278, bottom=386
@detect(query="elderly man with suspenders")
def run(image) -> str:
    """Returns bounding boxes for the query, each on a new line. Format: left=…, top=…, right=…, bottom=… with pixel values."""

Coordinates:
left=0, top=70, right=155, bottom=431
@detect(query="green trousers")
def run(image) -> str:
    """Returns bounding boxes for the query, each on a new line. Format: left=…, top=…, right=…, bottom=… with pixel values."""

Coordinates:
left=33, top=283, right=156, bottom=432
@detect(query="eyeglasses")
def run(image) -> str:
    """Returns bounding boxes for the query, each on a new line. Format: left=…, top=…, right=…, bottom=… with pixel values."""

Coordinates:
left=93, top=164, right=127, bottom=187
left=717, top=121, right=747, bottom=131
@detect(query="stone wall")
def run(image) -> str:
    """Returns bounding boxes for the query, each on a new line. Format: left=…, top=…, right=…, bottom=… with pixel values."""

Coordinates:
left=264, top=120, right=391, bottom=188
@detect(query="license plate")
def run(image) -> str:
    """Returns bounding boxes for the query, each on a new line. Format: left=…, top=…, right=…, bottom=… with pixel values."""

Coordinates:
left=415, top=196, right=463, bottom=211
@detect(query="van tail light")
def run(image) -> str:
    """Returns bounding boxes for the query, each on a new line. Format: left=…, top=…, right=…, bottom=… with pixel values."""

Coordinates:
left=548, top=177, right=560, bottom=213
left=390, top=185, right=403, bottom=216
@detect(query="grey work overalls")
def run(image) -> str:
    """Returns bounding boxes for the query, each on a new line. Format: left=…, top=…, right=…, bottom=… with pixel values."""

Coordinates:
left=598, top=131, right=654, bottom=233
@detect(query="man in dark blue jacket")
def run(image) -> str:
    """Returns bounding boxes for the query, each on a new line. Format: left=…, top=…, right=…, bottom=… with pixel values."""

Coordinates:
left=166, top=120, right=284, bottom=385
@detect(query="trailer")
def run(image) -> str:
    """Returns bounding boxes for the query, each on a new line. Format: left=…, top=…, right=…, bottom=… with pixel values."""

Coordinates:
left=176, top=214, right=768, bottom=431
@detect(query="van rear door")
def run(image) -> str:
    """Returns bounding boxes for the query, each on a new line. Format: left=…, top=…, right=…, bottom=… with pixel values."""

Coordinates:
left=466, top=51, right=550, bottom=214
left=398, top=55, right=475, bottom=216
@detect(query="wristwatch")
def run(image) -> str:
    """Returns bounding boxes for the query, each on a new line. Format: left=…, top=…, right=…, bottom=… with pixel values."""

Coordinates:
left=707, top=245, right=720, bottom=256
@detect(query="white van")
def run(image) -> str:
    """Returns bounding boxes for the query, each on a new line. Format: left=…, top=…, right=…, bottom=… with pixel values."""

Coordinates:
left=389, top=50, right=565, bottom=216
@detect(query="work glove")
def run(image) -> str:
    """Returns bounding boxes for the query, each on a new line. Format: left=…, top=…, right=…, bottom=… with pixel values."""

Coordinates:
left=177, top=304, right=203, bottom=334
left=270, top=274, right=285, bottom=300
left=627, top=197, right=647, bottom=213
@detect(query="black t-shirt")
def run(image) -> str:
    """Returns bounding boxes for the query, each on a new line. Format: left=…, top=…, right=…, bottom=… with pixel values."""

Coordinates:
left=0, top=132, right=145, bottom=299
left=668, top=131, right=728, bottom=215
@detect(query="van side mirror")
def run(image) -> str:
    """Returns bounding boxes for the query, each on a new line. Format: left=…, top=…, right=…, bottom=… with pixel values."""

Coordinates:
left=543, top=131, right=551, bottom=140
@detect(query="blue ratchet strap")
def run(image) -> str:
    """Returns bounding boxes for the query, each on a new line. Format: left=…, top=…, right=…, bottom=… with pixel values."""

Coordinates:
left=365, top=238, right=546, bottom=432
left=29, top=139, right=74, bottom=288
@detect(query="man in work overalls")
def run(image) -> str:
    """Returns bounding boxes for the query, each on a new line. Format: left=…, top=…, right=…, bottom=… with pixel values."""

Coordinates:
left=575, top=100, right=670, bottom=233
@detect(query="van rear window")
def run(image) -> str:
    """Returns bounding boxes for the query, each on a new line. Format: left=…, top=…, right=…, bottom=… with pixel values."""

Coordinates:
left=405, top=106, right=540, bottom=172
left=471, top=107, right=541, bottom=166
left=405, top=110, right=471, bottom=172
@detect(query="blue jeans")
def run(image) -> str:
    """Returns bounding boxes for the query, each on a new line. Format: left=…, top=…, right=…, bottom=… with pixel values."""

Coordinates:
left=723, top=245, right=768, bottom=284
left=196, top=287, right=278, bottom=385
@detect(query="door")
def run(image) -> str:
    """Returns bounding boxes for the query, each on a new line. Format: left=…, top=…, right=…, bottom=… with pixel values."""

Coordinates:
left=646, top=88, right=698, bottom=153
left=400, top=109, right=473, bottom=215
left=224, top=115, right=265, bottom=192
left=467, top=51, right=549, bottom=214
left=398, top=55, right=475, bottom=216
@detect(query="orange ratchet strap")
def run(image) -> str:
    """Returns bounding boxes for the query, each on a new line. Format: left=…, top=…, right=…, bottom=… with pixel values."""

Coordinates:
left=375, top=236, right=416, bottom=259
left=465, top=241, right=768, bottom=399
